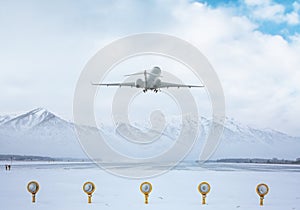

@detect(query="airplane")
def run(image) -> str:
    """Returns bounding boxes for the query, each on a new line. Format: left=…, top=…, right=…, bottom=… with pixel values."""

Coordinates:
left=92, top=66, right=204, bottom=93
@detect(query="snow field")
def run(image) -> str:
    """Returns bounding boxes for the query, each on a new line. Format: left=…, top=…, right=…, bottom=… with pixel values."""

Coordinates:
left=1, top=164, right=299, bottom=210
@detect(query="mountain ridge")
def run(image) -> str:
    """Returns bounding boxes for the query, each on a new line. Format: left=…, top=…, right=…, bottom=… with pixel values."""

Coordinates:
left=0, top=108, right=299, bottom=160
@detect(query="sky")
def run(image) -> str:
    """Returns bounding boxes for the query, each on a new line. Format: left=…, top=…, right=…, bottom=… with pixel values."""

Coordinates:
left=0, top=0, right=300, bottom=136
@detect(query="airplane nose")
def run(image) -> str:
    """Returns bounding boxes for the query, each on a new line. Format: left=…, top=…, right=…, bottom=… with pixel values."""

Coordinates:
left=153, top=66, right=161, bottom=73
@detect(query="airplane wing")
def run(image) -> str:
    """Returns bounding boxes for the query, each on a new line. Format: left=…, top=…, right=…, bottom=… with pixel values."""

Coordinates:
left=159, top=82, right=204, bottom=88
left=91, top=82, right=136, bottom=88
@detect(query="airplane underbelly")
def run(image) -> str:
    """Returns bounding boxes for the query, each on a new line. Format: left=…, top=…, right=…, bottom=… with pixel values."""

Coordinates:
left=147, top=79, right=155, bottom=88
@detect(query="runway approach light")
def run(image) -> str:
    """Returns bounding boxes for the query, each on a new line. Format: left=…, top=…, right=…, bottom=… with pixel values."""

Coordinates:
left=83, top=182, right=96, bottom=203
left=256, top=183, right=269, bottom=206
left=198, top=182, right=211, bottom=204
left=140, top=182, right=152, bottom=204
left=27, top=181, right=40, bottom=203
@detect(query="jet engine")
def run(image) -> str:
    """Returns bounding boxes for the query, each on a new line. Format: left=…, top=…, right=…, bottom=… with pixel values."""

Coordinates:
left=136, top=79, right=144, bottom=88
left=154, top=79, right=161, bottom=88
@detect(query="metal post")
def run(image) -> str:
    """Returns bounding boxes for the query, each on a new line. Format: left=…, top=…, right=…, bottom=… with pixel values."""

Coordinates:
left=202, top=194, right=206, bottom=204
left=260, top=196, right=264, bottom=206
left=88, top=194, right=92, bottom=203
left=32, top=194, right=36, bottom=203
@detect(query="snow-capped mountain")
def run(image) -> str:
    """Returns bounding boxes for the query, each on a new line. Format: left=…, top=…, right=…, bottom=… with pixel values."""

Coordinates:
left=0, top=108, right=86, bottom=158
left=210, top=117, right=300, bottom=160
left=0, top=108, right=299, bottom=160
left=0, top=108, right=56, bottom=130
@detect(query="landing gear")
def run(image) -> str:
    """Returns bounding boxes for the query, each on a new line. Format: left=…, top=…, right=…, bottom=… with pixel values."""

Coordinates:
left=143, top=89, right=160, bottom=93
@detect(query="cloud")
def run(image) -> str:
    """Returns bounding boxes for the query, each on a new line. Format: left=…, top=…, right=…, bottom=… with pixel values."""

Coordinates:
left=167, top=1, right=300, bottom=136
left=244, top=0, right=300, bottom=25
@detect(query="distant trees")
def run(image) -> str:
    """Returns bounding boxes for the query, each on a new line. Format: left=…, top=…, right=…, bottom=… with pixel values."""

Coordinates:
left=216, top=158, right=300, bottom=164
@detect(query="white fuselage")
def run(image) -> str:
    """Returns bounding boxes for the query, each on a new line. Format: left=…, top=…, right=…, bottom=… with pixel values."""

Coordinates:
left=139, top=67, right=162, bottom=91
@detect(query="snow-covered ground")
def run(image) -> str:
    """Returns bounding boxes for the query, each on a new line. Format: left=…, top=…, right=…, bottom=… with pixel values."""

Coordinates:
left=1, top=162, right=300, bottom=210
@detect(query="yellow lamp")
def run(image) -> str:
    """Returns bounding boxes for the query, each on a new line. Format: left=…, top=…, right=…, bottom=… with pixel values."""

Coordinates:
left=83, top=181, right=96, bottom=203
left=140, top=182, right=152, bottom=204
left=198, top=182, right=211, bottom=204
left=256, top=183, right=269, bottom=206
left=27, top=181, right=40, bottom=203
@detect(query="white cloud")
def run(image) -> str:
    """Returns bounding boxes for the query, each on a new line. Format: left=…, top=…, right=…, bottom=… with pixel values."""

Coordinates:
left=244, top=0, right=271, bottom=6
left=286, top=11, right=299, bottom=25
left=167, top=1, right=300, bottom=136
left=286, top=2, right=300, bottom=24
left=244, top=0, right=300, bottom=25
left=294, top=1, right=300, bottom=11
